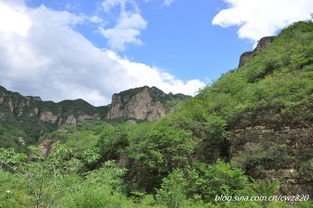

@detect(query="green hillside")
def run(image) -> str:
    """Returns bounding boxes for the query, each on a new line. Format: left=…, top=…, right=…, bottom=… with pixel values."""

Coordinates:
left=0, top=86, right=109, bottom=148
left=1, top=21, right=313, bottom=207
left=0, top=85, right=188, bottom=148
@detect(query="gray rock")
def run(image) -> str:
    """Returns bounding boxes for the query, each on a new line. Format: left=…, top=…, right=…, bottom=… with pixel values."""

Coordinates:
left=239, top=36, right=274, bottom=67
left=107, top=87, right=167, bottom=121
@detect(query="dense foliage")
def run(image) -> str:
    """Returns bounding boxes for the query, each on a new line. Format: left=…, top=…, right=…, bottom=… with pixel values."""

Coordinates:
left=1, top=21, right=313, bottom=207
left=2, top=144, right=311, bottom=208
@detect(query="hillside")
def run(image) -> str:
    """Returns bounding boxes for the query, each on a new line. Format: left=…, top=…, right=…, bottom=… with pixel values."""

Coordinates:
left=172, top=21, right=313, bottom=196
left=0, top=86, right=108, bottom=148
left=0, top=21, right=313, bottom=207
left=0, top=86, right=189, bottom=148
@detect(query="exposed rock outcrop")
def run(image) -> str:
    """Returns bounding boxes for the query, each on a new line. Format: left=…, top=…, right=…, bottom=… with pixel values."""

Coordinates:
left=229, top=123, right=313, bottom=196
left=40, top=112, right=58, bottom=123
left=39, top=138, right=53, bottom=157
left=0, top=86, right=106, bottom=125
left=107, top=87, right=166, bottom=121
left=0, top=85, right=188, bottom=126
left=239, top=36, right=275, bottom=67
left=0, top=85, right=190, bottom=147
left=18, top=137, right=26, bottom=146
left=0, top=86, right=108, bottom=146
left=107, top=86, right=190, bottom=121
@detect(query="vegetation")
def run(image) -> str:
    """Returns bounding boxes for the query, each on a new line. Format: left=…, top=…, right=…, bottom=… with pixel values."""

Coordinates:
left=2, top=144, right=310, bottom=208
left=0, top=86, right=109, bottom=148
left=1, top=21, right=313, bottom=207
left=0, top=85, right=188, bottom=148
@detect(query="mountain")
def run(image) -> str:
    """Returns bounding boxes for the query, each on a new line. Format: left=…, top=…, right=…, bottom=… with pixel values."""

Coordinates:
left=0, top=86, right=107, bottom=148
left=42, top=21, right=313, bottom=197
left=174, top=21, right=313, bottom=196
left=1, top=21, right=313, bottom=207
left=107, top=86, right=190, bottom=121
left=0, top=86, right=190, bottom=148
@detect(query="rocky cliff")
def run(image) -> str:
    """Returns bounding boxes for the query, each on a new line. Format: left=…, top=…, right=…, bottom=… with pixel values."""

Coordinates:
left=229, top=119, right=313, bottom=196
left=107, top=86, right=190, bottom=121
left=0, top=85, right=189, bottom=147
left=238, top=36, right=274, bottom=67
left=0, top=86, right=108, bottom=147
left=0, top=86, right=106, bottom=125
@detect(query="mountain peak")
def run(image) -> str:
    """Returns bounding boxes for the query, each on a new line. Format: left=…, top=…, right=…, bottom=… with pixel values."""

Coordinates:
left=107, top=86, right=190, bottom=121
left=0, top=85, right=189, bottom=147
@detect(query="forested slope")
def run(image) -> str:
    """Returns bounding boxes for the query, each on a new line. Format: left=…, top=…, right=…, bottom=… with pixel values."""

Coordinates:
left=1, top=21, right=313, bottom=207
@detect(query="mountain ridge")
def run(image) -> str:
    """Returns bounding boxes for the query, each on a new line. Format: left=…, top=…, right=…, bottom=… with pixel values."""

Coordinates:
left=1, top=21, right=313, bottom=207
left=0, top=85, right=190, bottom=147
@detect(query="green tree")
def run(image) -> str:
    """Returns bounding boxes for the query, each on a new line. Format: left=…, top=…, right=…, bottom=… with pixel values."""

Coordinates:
left=130, top=123, right=195, bottom=191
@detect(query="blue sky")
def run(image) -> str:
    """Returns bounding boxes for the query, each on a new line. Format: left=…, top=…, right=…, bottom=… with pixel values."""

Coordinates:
left=0, top=0, right=312, bottom=105
left=27, top=0, right=251, bottom=81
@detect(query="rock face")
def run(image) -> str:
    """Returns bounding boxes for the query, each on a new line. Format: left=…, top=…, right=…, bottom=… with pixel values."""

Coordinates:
left=239, top=36, right=275, bottom=67
left=40, top=138, right=53, bottom=157
left=107, top=86, right=190, bottom=121
left=40, top=112, right=58, bottom=123
left=0, top=86, right=105, bottom=126
left=229, top=120, right=313, bottom=196
left=107, top=87, right=166, bottom=121
left=0, top=86, right=108, bottom=146
left=0, top=85, right=190, bottom=147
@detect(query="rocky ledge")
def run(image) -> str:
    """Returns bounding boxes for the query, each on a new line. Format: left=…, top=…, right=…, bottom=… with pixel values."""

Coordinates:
left=239, top=36, right=275, bottom=67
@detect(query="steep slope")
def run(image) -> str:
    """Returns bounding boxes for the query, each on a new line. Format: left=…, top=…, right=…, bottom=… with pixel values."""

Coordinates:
left=170, top=21, right=313, bottom=195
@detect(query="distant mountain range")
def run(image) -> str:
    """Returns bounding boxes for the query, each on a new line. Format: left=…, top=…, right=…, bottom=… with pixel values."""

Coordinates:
left=0, top=85, right=190, bottom=148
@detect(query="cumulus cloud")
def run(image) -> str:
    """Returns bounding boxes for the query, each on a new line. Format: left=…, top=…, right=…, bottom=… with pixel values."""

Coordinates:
left=99, top=11, right=147, bottom=50
left=107, top=51, right=205, bottom=96
left=98, top=0, right=175, bottom=50
left=0, top=1, right=204, bottom=106
left=99, top=0, right=147, bottom=51
left=0, top=1, right=31, bottom=37
left=212, top=0, right=313, bottom=43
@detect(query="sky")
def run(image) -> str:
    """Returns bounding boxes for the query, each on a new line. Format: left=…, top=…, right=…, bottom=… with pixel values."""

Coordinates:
left=0, top=0, right=312, bottom=106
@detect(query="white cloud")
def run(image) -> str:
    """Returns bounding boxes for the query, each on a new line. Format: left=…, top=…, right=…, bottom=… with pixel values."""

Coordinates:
left=90, top=15, right=103, bottom=23
left=144, top=0, right=175, bottom=7
left=0, top=1, right=31, bottom=37
left=0, top=1, right=205, bottom=106
left=162, top=0, right=174, bottom=7
left=99, top=11, right=147, bottom=50
left=212, top=0, right=313, bottom=43
left=0, top=0, right=25, bottom=6
left=98, top=0, right=147, bottom=51
left=101, top=0, right=127, bottom=13
left=107, top=51, right=205, bottom=95
left=98, top=0, right=175, bottom=50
